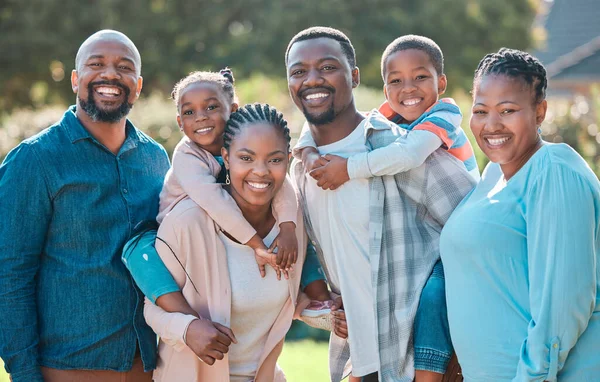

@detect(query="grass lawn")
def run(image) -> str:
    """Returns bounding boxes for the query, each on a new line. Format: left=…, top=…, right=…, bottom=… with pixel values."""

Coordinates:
left=279, top=339, right=330, bottom=381
left=0, top=339, right=329, bottom=382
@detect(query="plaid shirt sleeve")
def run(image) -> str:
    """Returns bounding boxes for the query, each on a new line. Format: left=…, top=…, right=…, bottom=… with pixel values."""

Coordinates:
left=421, top=149, right=477, bottom=226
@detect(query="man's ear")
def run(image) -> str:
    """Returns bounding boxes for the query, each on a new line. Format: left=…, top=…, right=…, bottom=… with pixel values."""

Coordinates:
left=134, top=76, right=143, bottom=100
left=351, top=67, right=360, bottom=88
left=71, top=70, right=79, bottom=94
left=438, top=74, right=447, bottom=96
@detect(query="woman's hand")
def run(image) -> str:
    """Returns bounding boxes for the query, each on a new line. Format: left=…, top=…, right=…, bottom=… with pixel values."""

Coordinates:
left=185, top=318, right=237, bottom=365
left=269, top=222, right=298, bottom=272
left=331, top=296, right=348, bottom=339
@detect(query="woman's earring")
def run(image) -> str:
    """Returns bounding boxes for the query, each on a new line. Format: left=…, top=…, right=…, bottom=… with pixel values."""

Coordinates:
left=225, top=172, right=230, bottom=185
left=537, top=127, right=542, bottom=134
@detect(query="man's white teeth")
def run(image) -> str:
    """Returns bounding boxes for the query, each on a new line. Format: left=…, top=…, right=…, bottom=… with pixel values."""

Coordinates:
left=248, top=182, right=269, bottom=189
left=487, top=137, right=511, bottom=145
left=195, top=127, right=213, bottom=134
left=96, top=87, right=121, bottom=95
left=402, top=98, right=421, bottom=106
left=305, top=93, right=329, bottom=100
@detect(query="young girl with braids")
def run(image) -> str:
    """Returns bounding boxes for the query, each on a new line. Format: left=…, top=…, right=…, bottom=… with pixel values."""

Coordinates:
left=440, top=48, right=600, bottom=381
left=145, top=103, right=328, bottom=381
left=123, top=71, right=331, bottom=326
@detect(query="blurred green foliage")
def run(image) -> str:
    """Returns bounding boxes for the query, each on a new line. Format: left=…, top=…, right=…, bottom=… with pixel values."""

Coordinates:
left=0, top=0, right=536, bottom=112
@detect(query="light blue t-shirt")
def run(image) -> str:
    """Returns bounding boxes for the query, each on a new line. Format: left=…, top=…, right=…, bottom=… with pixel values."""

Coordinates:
left=440, top=143, right=600, bottom=382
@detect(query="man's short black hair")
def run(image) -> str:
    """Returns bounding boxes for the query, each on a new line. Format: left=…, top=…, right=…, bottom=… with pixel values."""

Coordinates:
left=381, top=35, right=444, bottom=79
left=285, top=26, right=356, bottom=68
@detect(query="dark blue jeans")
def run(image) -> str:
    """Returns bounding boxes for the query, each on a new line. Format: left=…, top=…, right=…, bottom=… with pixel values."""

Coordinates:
left=413, top=259, right=453, bottom=373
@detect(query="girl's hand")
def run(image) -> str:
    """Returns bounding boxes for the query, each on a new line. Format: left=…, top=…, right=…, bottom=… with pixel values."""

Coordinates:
left=269, top=222, right=298, bottom=273
left=185, top=318, right=237, bottom=365
left=253, top=247, right=283, bottom=279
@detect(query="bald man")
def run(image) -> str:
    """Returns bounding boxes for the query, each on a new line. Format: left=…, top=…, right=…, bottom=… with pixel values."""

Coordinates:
left=0, top=30, right=170, bottom=382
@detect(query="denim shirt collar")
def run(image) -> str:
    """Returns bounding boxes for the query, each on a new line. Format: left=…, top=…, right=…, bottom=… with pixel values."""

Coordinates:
left=64, top=105, right=143, bottom=155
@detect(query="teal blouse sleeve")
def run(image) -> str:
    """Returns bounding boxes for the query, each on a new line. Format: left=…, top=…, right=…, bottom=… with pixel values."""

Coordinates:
left=122, top=229, right=180, bottom=303
left=515, top=163, right=598, bottom=381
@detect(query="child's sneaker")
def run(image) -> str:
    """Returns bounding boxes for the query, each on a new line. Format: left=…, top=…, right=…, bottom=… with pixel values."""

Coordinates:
left=300, top=300, right=334, bottom=331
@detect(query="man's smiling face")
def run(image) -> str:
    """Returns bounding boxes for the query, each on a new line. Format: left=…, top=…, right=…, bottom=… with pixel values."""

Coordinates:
left=286, top=37, right=358, bottom=126
left=72, top=34, right=142, bottom=123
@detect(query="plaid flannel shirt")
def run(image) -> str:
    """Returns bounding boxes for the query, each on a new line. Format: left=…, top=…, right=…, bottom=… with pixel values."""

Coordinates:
left=291, top=110, right=476, bottom=382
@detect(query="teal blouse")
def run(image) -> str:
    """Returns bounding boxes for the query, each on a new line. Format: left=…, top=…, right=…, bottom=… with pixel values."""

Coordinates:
left=440, top=143, right=600, bottom=381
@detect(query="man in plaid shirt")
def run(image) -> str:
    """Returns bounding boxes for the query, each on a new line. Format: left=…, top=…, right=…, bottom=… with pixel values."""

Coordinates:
left=286, top=27, right=476, bottom=382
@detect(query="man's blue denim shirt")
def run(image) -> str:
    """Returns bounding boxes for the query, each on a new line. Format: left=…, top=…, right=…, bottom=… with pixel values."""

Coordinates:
left=0, top=106, right=170, bottom=382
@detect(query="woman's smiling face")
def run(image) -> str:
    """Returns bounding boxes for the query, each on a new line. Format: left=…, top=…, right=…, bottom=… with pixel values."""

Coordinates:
left=223, top=121, right=290, bottom=210
left=470, top=74, right=547, bottom=178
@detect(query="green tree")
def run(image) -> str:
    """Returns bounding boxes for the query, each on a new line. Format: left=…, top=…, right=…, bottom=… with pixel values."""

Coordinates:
left=0, top=0, right=536, bottom=112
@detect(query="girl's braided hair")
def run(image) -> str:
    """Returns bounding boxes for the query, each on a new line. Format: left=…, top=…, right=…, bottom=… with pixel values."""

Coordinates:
left=171, top=67, right=237, bottom=110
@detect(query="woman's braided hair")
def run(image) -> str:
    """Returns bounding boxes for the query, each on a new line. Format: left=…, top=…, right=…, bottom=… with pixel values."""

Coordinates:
left=474, top=48, right=548, bottom=104
left=223, top=103, right=291, bottom=151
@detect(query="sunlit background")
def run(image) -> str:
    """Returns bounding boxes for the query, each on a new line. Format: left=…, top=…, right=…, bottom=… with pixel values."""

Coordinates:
left=1, top=0, right=599, bottom=380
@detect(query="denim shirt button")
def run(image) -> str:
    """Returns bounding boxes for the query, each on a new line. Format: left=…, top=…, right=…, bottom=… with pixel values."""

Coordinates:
left=123, top=188, right=128, bottom=194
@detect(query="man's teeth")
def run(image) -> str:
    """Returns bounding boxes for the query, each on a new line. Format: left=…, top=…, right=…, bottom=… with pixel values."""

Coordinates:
left=248, top=182, right=269, bottom=189
left=402, top=98, right=421, bottom=106
left=487, top=137, right=511, bottom=145
left=305, top=93, right=329, bottom=100
left=195, top=127, right=213, bottom=133
left=96, top=87, right=121, bottom=95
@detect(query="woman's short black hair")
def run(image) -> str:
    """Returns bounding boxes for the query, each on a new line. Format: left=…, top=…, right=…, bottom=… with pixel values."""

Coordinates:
left=474, top=48, right=547, bottom=103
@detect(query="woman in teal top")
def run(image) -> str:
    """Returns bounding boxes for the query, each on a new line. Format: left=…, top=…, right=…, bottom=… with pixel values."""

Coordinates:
left=440, top=48, right=600, bottom=381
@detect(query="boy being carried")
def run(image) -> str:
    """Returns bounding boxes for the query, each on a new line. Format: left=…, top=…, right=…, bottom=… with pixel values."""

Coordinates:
left=298, top=34, right=479, bottom=187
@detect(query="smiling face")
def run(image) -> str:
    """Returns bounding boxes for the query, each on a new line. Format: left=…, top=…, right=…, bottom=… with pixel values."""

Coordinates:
left=470, top=74, right=547, bottom=178
left=177, top=82, right=236, bottom=155
left=222, top=121, right=289, bottom=210
left=287, top=37, right=358, bottom=126
left=383, top=49, right=446, bottom=123
left=72, top=35, right=142, bottom=123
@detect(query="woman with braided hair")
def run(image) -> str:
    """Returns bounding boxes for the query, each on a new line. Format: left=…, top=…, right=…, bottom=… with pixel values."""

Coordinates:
left=440, top=48, right=600, bottom=381
left=142, top=103, right=330, bottom=382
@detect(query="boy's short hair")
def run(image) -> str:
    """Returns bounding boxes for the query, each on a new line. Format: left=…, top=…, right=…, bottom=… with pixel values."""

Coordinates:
left=285, top=26, right=356, bottom=69
left=381, top=35, right=444, bottom=79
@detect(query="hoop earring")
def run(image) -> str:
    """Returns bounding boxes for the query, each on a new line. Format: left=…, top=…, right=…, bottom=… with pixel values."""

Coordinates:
left=225, top=172, right=230, bottom=185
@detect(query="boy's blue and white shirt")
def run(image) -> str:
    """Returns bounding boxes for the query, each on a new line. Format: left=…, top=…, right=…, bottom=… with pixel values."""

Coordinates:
left=291, top=111, right=476, bottom=382
left=380, top=97, right=479, bottom=180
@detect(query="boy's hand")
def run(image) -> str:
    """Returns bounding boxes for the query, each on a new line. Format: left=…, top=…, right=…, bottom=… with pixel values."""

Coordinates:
left=269, top=222, right=298, bottom=272
left=185, top=317, right=237, bottom=365
left=331, top=296, right=348, bottom=339
left=309, top=154, right=349, bottom=190
left=302, top=147, right=328, bottom=172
